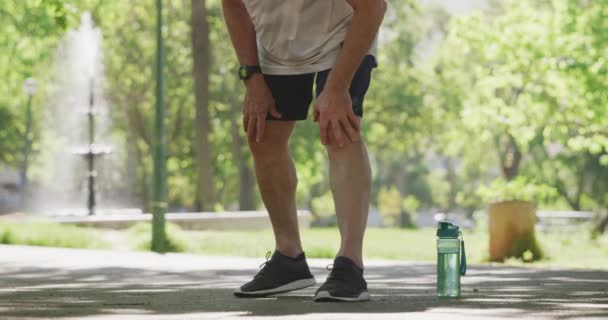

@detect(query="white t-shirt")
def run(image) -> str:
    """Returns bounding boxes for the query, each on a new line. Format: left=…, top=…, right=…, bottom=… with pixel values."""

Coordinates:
left=242, top=0, right=377, bottom=75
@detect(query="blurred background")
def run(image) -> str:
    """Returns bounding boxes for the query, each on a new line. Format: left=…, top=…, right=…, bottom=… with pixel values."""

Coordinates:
left=0, top=0, right=606, bottom=268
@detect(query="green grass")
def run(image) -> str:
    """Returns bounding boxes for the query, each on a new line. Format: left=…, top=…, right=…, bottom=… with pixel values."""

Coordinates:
left=127, top=222, right=191, bottom=252
left=137, top=225, right=607, bottom=269
left=179, top=227, right=489, bottom=263
left=1, top=221, right=606, bottom=269
left=0, top=221, right=109, bottom=249
left=523, top=228, right=608, bottom=269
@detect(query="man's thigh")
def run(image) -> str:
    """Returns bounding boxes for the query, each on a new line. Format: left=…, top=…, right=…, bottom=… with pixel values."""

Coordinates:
left=247, top=120, right=296, bottom=150
left=263, top=73, right=315, bottom=121
left=315, top=55, right=377, bottom=118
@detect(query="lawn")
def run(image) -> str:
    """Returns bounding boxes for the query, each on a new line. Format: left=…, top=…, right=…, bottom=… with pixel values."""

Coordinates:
left=1, top=221, right=607, bottom=269
left=0, top=221, right=109, bottom=249
left=159, top=226, right=608, bottom=269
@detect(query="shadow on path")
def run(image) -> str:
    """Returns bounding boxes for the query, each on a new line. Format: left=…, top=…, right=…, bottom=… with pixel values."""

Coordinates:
left=1, top=262, right=607, bottom=319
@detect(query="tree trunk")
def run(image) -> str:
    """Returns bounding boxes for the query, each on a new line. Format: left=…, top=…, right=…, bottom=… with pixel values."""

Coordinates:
left=191, top=0, right=215, bottom=211
left=598, top=214, right=608, bottom=235
left=496, top=133, right=522, bottom=181
left=488, top=200, right=543, bottom=262
left=138, top=142, right=150, bottom=213
left=230, top=106, right=256, bottom=210
left=125, top=131, right=139, bottom=207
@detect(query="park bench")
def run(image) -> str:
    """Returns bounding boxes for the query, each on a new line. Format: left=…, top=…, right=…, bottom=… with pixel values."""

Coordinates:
left=536, top=210, right=593, bottom=232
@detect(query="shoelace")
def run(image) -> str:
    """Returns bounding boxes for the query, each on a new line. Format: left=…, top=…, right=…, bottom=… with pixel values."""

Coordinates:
left=254, top=251, right=273, bottom=279
left=325, top=264, right=348, bottom=281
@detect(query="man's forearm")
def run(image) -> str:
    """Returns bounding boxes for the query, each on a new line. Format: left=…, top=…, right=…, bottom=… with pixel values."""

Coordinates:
left=325, top=0, right=386, bottom=92
left=222, top=0, right=258, bottom=65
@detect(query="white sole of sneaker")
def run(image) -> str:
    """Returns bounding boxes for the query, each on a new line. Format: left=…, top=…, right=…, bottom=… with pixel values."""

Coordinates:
left=234, top=278, right=316, bottom=297
left=313, top=290, right=371, bottom=302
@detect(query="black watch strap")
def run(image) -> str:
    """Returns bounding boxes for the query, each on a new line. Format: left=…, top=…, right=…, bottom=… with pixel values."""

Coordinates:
left=239, top=65, right=262, bottom=80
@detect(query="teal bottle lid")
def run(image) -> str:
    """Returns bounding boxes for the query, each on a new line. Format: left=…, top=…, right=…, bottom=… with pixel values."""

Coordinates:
left=436, top=221, right=460, bottom=238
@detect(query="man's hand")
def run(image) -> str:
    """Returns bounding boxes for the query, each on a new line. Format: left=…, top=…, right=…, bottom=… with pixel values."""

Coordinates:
left=243, top=74, right=281, bottom=143
left=313, top=89, right=360, bottom=148
left=310, top=0, right=384, bottom=148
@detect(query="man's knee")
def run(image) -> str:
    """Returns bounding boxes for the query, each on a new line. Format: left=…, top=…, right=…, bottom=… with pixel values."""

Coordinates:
left=247, top=121, right=294, bottom=163
left=326, top=140, right=359, bottom=161
left=248, top=139, right=298, bottom=189
left=248, top=139, right=288, bottom=167
left=249, top=140, right=275, bottom=160
left=326, top=140, right=371, bottom=183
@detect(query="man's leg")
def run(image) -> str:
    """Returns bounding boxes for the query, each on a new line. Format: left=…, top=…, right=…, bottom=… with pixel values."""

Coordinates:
left=326, top=135, right=372, bottom=269
left=235, top=120, right=316, bottom=297
left=248, top=120, right=303, bottom=258
left=312, top=134, right=371, bottom=302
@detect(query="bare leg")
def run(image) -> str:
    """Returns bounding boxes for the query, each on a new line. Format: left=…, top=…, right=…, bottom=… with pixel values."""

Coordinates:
left=326, top=135, right=372, bottom=269
left=248, top=121, right=303, bottom=258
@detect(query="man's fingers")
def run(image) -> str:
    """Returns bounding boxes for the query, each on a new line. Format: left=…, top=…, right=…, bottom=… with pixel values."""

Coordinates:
left=313, top=109, right=319, bottom=122
left=320, top=119, right=329, bottom=145
left=247, top=114, right=256, bottom=141
left=348, top=112, right=361, bottom=132
left=331, top=120, right=345, bottom=147
left=269, top=104, right=282, bottom=119
left=256, top=114, right=266, bottom=143
left=341, top=118, right=360, bottom=143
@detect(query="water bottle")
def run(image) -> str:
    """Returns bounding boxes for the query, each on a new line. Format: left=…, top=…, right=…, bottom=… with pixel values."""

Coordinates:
left=436, top=221, right=467, bottom=297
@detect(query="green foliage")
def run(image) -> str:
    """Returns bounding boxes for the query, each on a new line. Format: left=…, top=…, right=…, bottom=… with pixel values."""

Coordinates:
left=377, top=186, right=401, bottom=225
left=0, top=0, right=73, bottom=166
left=0, top=222, right=108, bottom=249
left=311, top=191, right=335, bottom=218
left=477, top=177, right=558, bottom=204
left=402, top=195, right=420, bottom=213
left=431, top=0, right=608, bottom=212
left=0, top=0, right=607, bottom=225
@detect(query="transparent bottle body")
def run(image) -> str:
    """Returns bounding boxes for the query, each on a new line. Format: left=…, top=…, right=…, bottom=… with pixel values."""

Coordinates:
left=437, top=238, right=461, bottom=297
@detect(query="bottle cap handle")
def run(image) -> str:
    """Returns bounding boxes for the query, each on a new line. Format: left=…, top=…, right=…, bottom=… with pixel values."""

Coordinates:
left=460, top=231, right=467, bottom=276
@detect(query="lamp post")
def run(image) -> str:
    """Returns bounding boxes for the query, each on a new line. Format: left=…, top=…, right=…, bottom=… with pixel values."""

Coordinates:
left=21, top=78, right=38, bottom=193
left=151, top=0, right=167, bottom=252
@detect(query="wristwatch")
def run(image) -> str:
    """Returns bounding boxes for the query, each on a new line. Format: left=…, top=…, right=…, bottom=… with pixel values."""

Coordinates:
left=238, top=65, right=262, bottom=80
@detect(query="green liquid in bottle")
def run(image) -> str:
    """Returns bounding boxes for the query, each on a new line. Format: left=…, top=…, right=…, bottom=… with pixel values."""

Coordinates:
left=437, top=251, right=461, bottom=297
left=437, top=237, right=461, bottom=297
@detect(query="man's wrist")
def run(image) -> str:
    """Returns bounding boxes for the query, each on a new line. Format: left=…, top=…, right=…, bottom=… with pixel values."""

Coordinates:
left=324, top=72, right=350, bottom=92
left=244, top=72, right=264, bottom=88
left=323, top=81, right=349, bottom=93
left=239, top=65, right=262, bottom=81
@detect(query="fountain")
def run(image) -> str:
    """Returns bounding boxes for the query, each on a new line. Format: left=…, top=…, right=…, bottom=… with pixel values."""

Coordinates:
left=36, top=12, right=127, bottom=216
left=4, top=11, right=313, bottom=230
left=71, top=79, right=113, bottom=215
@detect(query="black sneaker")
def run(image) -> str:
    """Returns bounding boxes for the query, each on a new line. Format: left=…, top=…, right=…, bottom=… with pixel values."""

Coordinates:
left=313, top=256, right=370, bottom=302
left=234, top=250, right=316, bottom=298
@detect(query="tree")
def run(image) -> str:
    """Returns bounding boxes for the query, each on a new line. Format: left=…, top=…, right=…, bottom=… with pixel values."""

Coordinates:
left=191, top=0, right=215, bottom=211
left=0, top=0, right=68, bottom=167
left=434, top=0, right=608, bottom=210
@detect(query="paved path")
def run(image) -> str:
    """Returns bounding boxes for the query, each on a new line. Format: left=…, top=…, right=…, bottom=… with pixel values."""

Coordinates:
left=0, top=245, right=607, bottom=320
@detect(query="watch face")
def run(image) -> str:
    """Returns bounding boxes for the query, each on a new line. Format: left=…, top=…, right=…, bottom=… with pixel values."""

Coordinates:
left=239, top=67, right=248, bottom=80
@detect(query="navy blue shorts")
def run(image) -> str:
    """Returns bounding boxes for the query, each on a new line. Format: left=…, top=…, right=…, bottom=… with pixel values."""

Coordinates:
left=263, top=55, right=377, bottom=121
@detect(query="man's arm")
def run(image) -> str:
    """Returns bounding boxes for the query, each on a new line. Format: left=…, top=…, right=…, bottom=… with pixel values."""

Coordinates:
left=222, top=0, right=258, bottom=65
left=222, top=0, right=280, bottom=143
left=324, top=0, right=387, bottom=92
left=314, top=0, right=386, bottom=147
